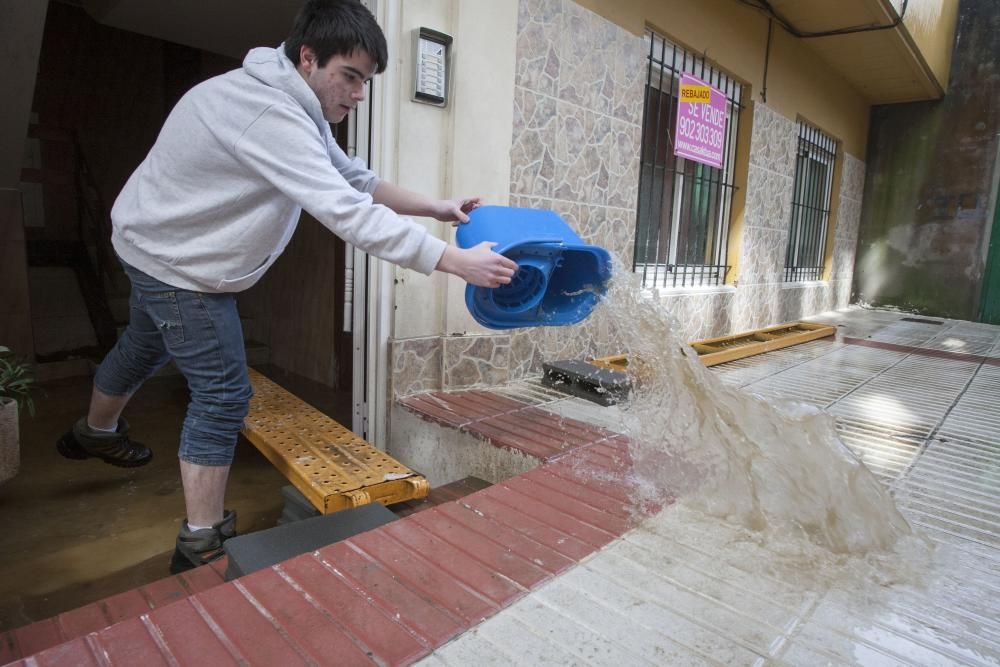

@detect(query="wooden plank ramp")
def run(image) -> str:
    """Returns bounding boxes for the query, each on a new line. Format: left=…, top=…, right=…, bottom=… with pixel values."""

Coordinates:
left=592, top=321, right=837, bottom=373
left=242, top=369, right=428, bottom=514
left=690, top=321, right=836, bottom=366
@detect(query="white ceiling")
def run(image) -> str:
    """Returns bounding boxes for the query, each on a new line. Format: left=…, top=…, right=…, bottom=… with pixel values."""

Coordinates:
left=764, top=0, right=942, bottom=102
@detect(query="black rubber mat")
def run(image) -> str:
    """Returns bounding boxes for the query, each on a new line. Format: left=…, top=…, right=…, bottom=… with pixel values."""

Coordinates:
left=223, top=503, right=398, bottom=580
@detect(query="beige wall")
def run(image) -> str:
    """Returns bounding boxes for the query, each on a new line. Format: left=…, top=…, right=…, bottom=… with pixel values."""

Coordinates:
left=389, top=0, right=870, bottom=399
left=898, top=0, right=959, bottom=92
left=389, top=0, right=519, bottom=339
left=573, top=0, right=872, bottom=157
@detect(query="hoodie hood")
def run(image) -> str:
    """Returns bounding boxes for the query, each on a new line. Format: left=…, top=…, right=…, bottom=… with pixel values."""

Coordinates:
left=242, top=45, right=329, bottom=137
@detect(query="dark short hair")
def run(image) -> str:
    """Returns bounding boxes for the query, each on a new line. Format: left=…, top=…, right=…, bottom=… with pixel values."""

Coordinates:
left=284, top=0, right=388, bottom=73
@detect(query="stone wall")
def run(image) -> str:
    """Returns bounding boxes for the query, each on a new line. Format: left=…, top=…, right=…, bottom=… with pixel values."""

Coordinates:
left=855, top=0, right=1000, bottom=319
left=390, top=0, right=865, bottom=397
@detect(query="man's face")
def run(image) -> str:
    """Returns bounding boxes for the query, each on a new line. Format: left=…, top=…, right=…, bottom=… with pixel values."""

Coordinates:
left=298, top=47, right=377, bottom=124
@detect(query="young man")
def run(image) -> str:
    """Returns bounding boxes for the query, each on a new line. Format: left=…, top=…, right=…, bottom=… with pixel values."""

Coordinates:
left=56, top=0, right=517, bottom=574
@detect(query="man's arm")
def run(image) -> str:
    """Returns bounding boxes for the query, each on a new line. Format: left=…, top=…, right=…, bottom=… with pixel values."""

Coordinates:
left=436, top=243, right=517, bottom=288
left=373, top=181, right=479, bottom=224
left=234, top=106, right=515, bottom=287
left=372, top=182, right=517, bottom=286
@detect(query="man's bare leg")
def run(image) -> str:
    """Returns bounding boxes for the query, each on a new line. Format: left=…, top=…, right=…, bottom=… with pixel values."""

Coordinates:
left=179, top=460, right=229, bottom=527
left=86, top=386, right=132, bottom=430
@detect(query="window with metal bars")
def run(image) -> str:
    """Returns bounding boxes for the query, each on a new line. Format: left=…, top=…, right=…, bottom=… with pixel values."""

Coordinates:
left=784, top=122, right=837, bottom=282
left=634, top=31, right=743, bottom=288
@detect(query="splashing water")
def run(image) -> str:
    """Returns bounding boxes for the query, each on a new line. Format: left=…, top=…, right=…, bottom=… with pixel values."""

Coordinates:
left=583, top=269, right=914, bottom=555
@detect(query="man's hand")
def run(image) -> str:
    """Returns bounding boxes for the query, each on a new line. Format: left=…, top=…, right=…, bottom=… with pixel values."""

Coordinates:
left=431, top=197, right=482, bottom=225
left=436, top=243, right=518, bottom=288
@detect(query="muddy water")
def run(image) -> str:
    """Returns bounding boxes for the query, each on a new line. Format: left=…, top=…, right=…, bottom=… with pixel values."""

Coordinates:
left=585, top=272, right=913, bottom=556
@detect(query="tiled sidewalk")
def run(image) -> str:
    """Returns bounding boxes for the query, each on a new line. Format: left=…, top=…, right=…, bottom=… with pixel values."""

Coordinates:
left=425, top=309, right=1000, bottom=665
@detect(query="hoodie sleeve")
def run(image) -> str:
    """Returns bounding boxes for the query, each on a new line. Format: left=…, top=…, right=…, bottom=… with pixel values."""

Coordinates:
left=327, top=134, right=380, bottom=194
left=234, top=104, right=446, bottom=275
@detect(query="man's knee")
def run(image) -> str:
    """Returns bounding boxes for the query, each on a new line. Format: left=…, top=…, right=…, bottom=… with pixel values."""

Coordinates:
left=179, top=389, right=251, bottom=466
left=94, top=331, right=169, bottom=395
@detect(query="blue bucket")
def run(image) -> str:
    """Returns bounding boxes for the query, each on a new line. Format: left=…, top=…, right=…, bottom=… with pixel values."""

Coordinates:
left=456, top=206, right=613, bottom=329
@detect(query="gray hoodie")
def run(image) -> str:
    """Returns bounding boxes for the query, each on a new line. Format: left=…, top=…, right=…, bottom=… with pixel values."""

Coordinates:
left=111, top=46, right=447, bottom=293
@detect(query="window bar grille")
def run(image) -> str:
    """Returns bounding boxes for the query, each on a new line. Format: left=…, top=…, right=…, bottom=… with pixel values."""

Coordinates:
left=785, top=122, right=837, bottom=281
left=655, top=38, right=677, bottom=284
left=635, top=32, right=742, bottom=288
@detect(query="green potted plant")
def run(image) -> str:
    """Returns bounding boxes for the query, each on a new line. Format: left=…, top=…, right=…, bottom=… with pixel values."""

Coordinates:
left=0, top=345, right=34, bottom=484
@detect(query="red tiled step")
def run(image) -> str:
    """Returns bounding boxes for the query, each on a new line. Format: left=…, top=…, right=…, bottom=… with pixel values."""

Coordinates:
left=401, top=389, right=619, bottom=462
left=523, top=467, right=636, bottom=520
left=278, top=555, right=428, bottom=665
left=458, top=492, right=596, bottom=561
left=1, top=558, right=228, bottom=662
left=504, top=475, right=632, bottom=536
left=318, top=541, right=467, bottom=646
left=9, top=390, right=665, bottom=666
left=383, top=520, right=526, bottom=607
left=99, top=617, right=174, bottom=666
left=144, top=598, right=245, bottom=666
left=236, top=567, right=377, bottom=665
left=191, top=582, right=314, bottom=665
left=398, top=391, right=528, bottom=429
left=844, top=336, right=1000, bottom=366
left=408, top=509, right=554, bottom=589
left=479, top=483, right=618, bottom=549
left=433, top=502, right=576, bottom=576
left=391, top=475, right=492, bottom=518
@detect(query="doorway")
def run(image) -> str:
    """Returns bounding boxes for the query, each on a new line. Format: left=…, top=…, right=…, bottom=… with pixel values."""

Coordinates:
left=19, top=1, right=371, bottom=429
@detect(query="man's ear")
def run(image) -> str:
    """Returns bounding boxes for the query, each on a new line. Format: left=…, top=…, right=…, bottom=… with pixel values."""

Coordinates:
left=299, top=45, right=317, bottom=73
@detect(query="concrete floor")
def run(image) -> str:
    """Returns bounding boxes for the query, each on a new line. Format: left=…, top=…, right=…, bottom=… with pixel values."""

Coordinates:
left=0, top=365, right=350, bottom=632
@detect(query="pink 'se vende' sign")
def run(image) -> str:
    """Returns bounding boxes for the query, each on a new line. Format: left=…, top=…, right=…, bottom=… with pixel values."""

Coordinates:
left=674, top=74, right=727, bottom=169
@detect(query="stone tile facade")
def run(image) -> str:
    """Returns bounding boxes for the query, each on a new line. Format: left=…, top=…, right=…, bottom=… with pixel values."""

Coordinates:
left=390, top=1, right=867, bottom=396
left=390, top=337, right=442, bottom=399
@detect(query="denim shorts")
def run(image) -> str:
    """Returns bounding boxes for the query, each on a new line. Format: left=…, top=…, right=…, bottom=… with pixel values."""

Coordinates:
left=94, top=261, right=252, bottom=466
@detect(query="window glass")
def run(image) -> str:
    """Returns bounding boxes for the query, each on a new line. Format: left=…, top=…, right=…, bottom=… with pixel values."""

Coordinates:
left=635, top=32, right=744, bottom=288
left=785, top=122, right=837, bottom=282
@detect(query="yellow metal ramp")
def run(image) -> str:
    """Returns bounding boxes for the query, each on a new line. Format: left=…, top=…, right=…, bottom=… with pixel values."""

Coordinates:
left=242, top=369, right=428, bottom=514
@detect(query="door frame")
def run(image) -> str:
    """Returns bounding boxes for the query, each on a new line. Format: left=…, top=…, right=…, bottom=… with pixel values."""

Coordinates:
left=350, top=0, right=397, bottom=448
left=979, top=172, right=1000, bottom=323
left=979, top=143, right=1000, bottom=324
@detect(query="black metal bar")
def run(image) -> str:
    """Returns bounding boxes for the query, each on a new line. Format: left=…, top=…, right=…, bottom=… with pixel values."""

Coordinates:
left=635, top=31, right=657, bottom=283
left=786, top=129, right=806, bottom=280
left=721, top=82, right=741, bottom=278
left=806, top=124, right=825, bottom=276
left=661, top=40, right=681, bottom=285
left=800, top=126, right=816, bottom=278
left=636, top=31, right=744, bottom=288
left=785, top=120, right=838, bottom=281
left=811, top=124, right=826, bottom=274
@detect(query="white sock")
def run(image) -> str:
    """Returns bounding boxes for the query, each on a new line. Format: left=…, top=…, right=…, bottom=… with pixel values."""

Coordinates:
left=87, top=421, right=118, bottom=433
left=186, top=522, right=213, bottom=532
